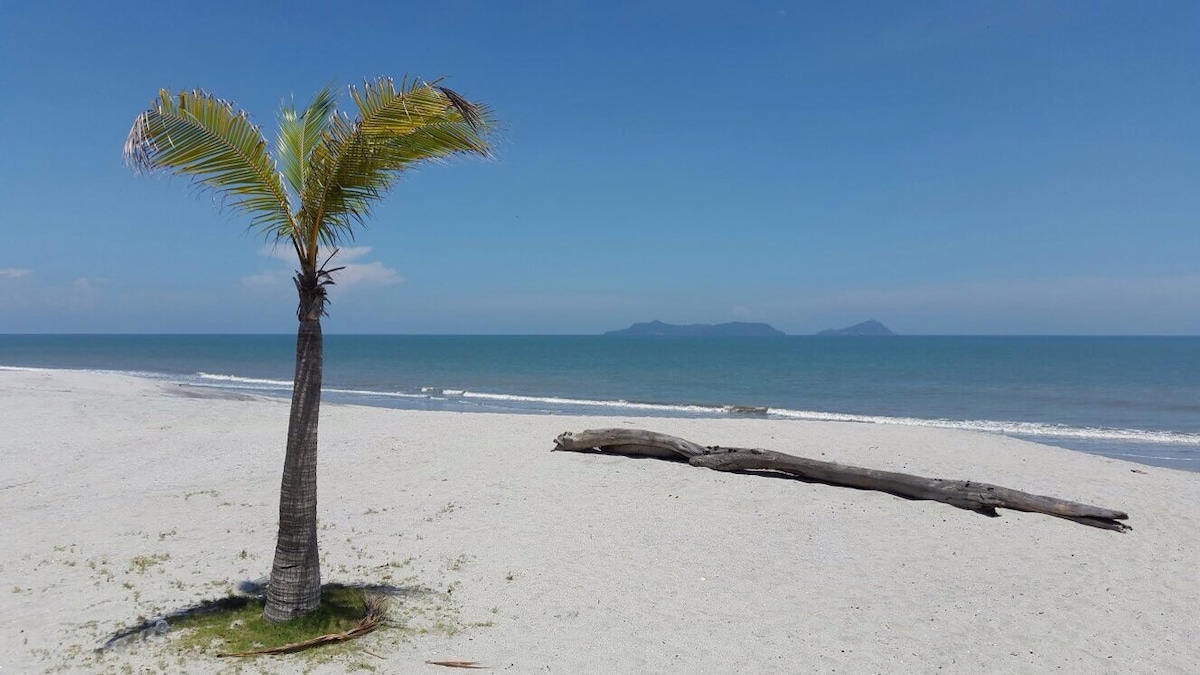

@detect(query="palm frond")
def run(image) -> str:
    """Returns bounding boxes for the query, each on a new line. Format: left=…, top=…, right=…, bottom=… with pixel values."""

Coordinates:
left=277, top=86, right=339, bottom=203
left=351, top=77, right=493, bottom=139
left=124, top=89, right=295, bottom=237
left=296, top=77, right=493, bottom=255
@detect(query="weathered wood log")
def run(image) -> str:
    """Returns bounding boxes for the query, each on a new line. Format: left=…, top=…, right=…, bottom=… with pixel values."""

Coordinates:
left=553, top=428, right=1130, bottom=532
left=554, top=428, right=708, bottom=458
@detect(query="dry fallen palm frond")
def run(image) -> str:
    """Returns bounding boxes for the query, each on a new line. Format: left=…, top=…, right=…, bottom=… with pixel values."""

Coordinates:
left=426, top=660, right=488, bottom=669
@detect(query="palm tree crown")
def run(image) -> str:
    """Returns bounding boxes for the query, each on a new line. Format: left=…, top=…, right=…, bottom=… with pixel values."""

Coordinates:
left=125, top=77, right=491, bottom=293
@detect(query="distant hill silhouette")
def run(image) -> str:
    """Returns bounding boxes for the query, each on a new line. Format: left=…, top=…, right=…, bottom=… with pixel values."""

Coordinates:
left=605, top=320, right=785, bottom=337
left=816, top=320, right=895, bottom=336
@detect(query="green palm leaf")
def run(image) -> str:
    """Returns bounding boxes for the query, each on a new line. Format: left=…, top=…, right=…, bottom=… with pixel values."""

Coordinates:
left=296, top=77, right=493, bottom=261
left=276, top=87, right=338, bottom=204
left=124, top=89, right=295, bottom=238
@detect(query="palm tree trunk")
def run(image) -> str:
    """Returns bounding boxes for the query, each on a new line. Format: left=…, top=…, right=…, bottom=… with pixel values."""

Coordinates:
left=264, top=281, right=325, bottom=623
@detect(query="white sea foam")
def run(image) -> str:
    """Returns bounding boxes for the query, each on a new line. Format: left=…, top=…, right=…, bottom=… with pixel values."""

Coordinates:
left=178, top=371, right=1200, bottom=447
left=192, top=373, right=431, bottom=400
left=195, top=372, right=293, bottom=388
left=451, top=391, right=1200, bottom=444
left=1090, top=450, right=1199, bottom=462
left=459, top=390, right=721, bottom=414
left=323, top=387, right=426, bottom=399
left=1, top=365, right=170, bottom=381
left=769, top=408, right=1200, bottom=445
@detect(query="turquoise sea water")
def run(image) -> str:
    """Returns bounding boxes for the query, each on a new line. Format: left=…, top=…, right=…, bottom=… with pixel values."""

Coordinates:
left=2, top=334, right=1198, bottom=471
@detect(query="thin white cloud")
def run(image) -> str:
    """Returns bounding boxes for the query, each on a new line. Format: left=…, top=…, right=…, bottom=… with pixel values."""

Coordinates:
left=243, top=246, right=402, bottom=290
left=0, top=275, right=104, bottom=311
left=0, top=268, right=32, bottom=279
left=330, top=261, right=402, bottom=287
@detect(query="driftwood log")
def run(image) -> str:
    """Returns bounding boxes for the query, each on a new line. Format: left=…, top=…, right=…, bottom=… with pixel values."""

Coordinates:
left=554, top=428, right=1130, bottom=532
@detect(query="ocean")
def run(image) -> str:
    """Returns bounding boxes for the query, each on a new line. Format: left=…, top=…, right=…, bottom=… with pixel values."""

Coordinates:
left=2, top=334, right=1197, bottom=471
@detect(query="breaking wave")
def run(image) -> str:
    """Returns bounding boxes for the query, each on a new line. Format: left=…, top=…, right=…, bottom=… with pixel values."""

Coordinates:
left=186, top=371, right=1200, bottom=447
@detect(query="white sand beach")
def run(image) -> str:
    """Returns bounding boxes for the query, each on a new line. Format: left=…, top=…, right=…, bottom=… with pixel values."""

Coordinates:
left=1, top=368, right=1197, bottom=673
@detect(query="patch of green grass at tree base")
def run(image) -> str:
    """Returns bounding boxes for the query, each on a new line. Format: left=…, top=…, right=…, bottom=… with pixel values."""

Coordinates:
left=171, top=587, right=370, bottom=655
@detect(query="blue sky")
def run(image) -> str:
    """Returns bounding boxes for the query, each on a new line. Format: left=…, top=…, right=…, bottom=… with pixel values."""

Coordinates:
left=1, top=1, right=1196, bottom=334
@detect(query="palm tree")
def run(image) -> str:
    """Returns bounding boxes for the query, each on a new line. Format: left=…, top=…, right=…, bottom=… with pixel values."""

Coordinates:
left=124, top=77, right=493, bottom=622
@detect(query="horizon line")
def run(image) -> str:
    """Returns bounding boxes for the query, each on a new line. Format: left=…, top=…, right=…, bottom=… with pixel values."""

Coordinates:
left=2, top=332, right=1198, bottom=338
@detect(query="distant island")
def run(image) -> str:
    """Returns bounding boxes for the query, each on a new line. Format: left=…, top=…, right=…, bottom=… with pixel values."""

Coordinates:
left=816, top=320, right=895, bottom=336
left=605, top=320, right=785, bottom=337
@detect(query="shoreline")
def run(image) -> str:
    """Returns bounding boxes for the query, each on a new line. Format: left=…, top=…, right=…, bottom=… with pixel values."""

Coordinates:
left=2, top=368, right=1199, bottom=672
left=3, top=364, right=1197, bottom=472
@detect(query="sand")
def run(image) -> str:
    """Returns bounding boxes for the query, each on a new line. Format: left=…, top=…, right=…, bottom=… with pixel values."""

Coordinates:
left=1, top=368, right=1197, bottom=674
